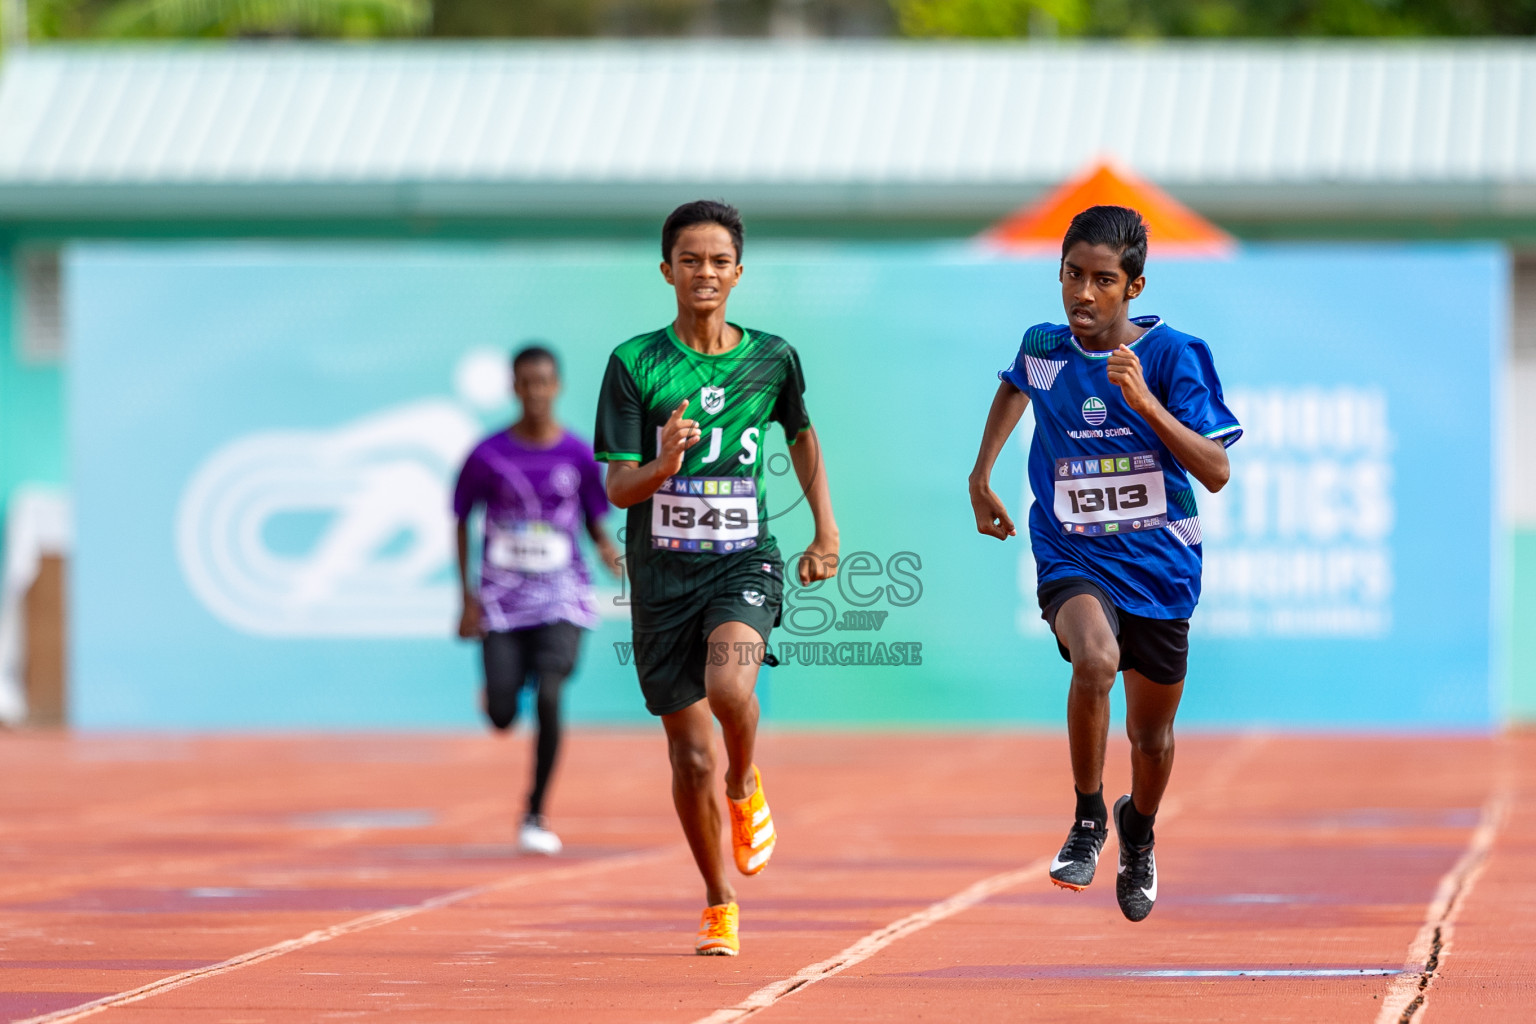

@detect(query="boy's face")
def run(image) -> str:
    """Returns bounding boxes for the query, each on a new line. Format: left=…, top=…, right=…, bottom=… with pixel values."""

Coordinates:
left=662, top=223, right=743, bottom=316
left=1059, top=241, right=1145, bottom=339
left=512, top=357, right=560, bottom=418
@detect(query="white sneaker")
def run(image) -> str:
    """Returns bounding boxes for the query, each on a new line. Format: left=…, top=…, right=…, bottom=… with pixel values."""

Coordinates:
left=518, top=816, right=562, bottom=856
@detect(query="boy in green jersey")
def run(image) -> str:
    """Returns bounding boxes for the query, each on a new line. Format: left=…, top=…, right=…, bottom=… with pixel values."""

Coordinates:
left=594, top=200, right=840, bottom=955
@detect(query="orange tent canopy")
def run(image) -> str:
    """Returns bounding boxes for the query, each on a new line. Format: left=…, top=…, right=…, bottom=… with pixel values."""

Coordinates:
left=980, top=160, right=1234, bottom=257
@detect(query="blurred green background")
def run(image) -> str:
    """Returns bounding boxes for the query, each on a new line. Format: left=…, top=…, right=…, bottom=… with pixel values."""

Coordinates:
left=13, top=0, right=1536, bottom=41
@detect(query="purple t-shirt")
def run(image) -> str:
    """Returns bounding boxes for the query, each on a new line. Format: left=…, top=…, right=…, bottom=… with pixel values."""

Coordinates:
left=452, top=429, right=610, bottom=632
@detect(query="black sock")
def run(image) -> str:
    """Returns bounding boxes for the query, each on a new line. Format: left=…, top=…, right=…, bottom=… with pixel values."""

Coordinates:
left=1074, top=786, right=1107, bottom=827
left=1119, top=798, right=1156, bottom=848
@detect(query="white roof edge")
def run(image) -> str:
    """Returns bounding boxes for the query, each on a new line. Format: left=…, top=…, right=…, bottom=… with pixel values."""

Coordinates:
left=2, top=41, right=1535, bottom=218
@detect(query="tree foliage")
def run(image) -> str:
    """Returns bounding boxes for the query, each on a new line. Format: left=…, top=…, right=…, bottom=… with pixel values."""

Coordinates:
left=20, top=0, right=897, bottom=40
left=891, top=0, right=1536, bottom=38
left=17, top=0, right=1536, bottom=41
left=893, top=0, right=1085, bottom=37
left=24, top=0, right=427, bottom=39
left=98, top=0, right=428, bottom=37
left=428, top=0, right=892, bottom=38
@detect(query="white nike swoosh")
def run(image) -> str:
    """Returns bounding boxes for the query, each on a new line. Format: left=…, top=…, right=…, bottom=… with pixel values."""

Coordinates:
left=1052, top=850, right=1098, bottom=873
left=1141, top=855, right=1157, bottom=901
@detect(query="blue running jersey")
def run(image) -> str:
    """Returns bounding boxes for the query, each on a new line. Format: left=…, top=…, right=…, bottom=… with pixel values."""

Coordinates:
left=999, top=316, right=1242, bottom=619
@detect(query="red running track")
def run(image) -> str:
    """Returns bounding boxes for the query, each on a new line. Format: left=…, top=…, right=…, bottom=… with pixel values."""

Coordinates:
left=0, top=729, right=1527, bottom=1023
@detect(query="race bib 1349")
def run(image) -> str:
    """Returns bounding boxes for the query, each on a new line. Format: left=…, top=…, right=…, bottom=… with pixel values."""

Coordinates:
left=651, top=475, right=760, bottom=554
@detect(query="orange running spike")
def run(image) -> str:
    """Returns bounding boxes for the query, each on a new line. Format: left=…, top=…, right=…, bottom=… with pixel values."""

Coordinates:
left=695, top=901, right=740, bottom=956
left=729, top=765, right=776, bottom=875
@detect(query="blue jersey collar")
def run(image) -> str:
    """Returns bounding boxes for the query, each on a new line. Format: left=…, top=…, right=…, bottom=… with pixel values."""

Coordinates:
left=1066, top=315, right=1163, bottom=359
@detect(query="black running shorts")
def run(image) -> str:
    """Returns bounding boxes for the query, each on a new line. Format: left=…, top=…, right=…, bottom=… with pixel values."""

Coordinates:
left=482, top=621, right=583, bottom=692
left=480, top=621, right=584, bottom=729
left=1037, top=576, right=1189, bottom=686
left=630, top=555, right=784, bottom=717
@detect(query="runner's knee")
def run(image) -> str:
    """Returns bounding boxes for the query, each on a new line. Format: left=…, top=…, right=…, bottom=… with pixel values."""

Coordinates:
left=1069, top=645, right=1118, bottom=691
left=1127, top=721, right=1174, bottom=761
left=484, top=689, right=519, bottom=731
left=668, top=737, right=715, bottom=787
left=705, top=683, right=755, bottom=726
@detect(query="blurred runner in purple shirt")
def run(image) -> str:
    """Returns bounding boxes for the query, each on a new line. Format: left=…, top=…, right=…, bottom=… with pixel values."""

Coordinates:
left=453, top=344, right=620, bottom=855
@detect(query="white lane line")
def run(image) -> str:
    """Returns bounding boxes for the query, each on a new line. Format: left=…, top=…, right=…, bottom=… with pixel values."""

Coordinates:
left=691, top=854, right=1053, bottom=1024
left=1374, top=785, right=1511, bottom=1024
left=15, top=846, right=676, bottom=1024
left=1124, top=976, right=1400, bottom=982
left=693, top=732, right=1271, bottom=1024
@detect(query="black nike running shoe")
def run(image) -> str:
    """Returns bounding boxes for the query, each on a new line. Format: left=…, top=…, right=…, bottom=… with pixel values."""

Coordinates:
left=1048, top=815, right=1107, bottom=890
left=1113, top=794, right=1157, bottom=922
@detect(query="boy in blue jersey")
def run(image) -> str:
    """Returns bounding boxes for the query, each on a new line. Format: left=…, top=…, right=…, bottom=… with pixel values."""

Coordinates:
left=967, top=206, right=1241, bottom=922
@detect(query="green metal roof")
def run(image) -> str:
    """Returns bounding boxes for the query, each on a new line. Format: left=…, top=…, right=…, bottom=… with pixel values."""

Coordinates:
left=0, top=41, right=1533, bottom=224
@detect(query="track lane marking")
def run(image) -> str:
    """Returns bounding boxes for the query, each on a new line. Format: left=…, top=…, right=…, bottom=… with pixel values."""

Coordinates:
left=13, top=845, right=677, bottom=1024
left=692, top=855, right=1053, bottom=1024
left=1374, top=782, right=1512, bottom=1024
left=694, top=733, right=1271, bottom=1024
left=0, top=794, right=517, bottom=902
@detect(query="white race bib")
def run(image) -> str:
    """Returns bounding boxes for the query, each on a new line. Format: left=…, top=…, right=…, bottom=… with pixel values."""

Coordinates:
left=651, top=476, right=759, bottom=554
left=486, top=521, right=573, bottom=573
left=1052, top=451, right=1168, bottom=538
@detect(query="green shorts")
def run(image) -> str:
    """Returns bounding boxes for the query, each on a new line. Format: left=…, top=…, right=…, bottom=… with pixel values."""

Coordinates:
left=630, top=554, right=784, bottom=716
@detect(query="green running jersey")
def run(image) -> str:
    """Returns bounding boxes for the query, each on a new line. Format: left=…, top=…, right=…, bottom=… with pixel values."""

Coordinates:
left=593, top=324, right=811, bottom=607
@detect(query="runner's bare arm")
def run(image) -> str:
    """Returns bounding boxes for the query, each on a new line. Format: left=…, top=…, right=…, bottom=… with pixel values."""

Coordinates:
left=585, top=517, right=623, bottom=577
left=1106, top=345, right=1230, bottom=492
left=605, top=398, right=701, bottom=508
left=454, top=519, right=481, bottom=638
left=789, top=426, right=839, bottom=585
left=968, top=381, right=1030, bottom=540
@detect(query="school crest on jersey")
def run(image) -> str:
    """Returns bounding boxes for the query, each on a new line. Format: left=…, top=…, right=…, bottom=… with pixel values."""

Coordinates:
left=701, top=385, right=726, bottom=415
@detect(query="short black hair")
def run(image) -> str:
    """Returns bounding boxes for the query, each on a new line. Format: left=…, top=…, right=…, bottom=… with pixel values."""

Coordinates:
left=512, top=344, right=559, bottom=375
left=662, top=200, right=744, bottom=263
left=1061, top=205, right=1149, bottom=281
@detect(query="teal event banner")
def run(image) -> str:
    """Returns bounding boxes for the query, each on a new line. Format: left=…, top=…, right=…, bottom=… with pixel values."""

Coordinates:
left=67, top=243, right=1504, bottom=729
